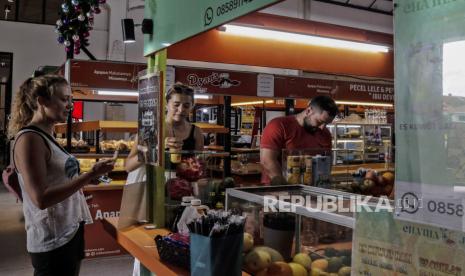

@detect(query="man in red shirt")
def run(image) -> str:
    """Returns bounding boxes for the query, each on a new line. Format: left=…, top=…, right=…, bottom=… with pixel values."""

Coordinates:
left=260, top=95, right=338, bottom=185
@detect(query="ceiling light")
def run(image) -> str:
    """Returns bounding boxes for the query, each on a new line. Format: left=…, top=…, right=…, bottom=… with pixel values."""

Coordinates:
left=97, top=90, right=138, bottom=96
left=194, top=94, right=212, bottom=99
left=202, top=108, right=209, bottom=113
left=335, top=100, right=393, bottom=107
left=221, top=24, right=389, bottom=53
left=231, top=100, right=274, bottom=106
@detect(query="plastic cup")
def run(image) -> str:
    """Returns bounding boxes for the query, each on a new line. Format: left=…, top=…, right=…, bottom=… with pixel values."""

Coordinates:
left=170, top=150, right=181, bottom=164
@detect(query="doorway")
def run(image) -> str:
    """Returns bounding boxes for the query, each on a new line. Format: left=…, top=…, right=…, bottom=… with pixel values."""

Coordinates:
left=0, top=52, right=13, bottom=167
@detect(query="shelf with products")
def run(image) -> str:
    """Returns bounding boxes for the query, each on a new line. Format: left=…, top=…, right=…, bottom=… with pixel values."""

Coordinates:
left=54, top=120, right=137, bottom=154
left=78, top=157, right=128, bottom=186
left=327, top=123, right=392, bottom=165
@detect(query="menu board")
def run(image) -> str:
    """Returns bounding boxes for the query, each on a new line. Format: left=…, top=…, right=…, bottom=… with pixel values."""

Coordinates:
left=353, top=207, right=465, bottom=275
left=137, top=71, right=160, bottom=165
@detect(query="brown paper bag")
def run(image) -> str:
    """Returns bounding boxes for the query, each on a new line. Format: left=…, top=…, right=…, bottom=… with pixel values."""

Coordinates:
left=117, top=166, right=147, bottom=229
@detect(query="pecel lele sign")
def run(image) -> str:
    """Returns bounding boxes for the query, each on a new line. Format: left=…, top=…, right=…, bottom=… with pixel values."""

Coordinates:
left=143, top=0, right=283, bottom=56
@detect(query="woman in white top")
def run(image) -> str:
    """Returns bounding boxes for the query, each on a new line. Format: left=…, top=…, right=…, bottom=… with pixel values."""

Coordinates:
left=8, top=75, right=115, bottom=276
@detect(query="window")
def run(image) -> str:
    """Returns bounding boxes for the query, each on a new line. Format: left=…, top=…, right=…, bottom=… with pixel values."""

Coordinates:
left=1, top=0, right=62, bottom=25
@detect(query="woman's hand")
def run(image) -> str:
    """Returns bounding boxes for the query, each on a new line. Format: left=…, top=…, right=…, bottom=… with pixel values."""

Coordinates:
left=165, top=137, right=183, bottom=151
left=89, top=159, right=115, bottom=177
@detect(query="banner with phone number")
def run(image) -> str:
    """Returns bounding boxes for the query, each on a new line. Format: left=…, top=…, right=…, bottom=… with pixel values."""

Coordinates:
left=394, top=0, right=465, bottom=231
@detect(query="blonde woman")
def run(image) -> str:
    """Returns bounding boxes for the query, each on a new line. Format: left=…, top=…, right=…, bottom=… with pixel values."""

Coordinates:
left=8, top=75, right=115, bottom=276
left=125, top=82, right=203, bottom=172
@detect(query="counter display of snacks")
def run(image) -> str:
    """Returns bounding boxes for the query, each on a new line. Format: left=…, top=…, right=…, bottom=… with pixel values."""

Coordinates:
left=226, top=185, right=363, bottom=275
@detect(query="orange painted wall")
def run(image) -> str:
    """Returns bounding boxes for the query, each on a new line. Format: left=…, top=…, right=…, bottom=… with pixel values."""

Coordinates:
left=168, top=15, right=394, bottom=79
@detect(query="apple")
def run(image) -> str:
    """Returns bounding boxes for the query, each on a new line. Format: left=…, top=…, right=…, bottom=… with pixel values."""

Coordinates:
left=243, top=232, right=254, bottom=252
left=292, top=253, right=312, bottom=271
left=288, top=262, right=307, bottom=276
left=245, top=250, right=272, bottom=272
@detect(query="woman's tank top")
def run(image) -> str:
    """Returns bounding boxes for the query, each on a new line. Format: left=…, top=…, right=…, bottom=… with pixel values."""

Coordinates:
left=15, top=127, right=92, bottom=253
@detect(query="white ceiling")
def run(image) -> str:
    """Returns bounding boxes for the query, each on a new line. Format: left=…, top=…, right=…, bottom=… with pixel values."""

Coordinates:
left=261, top=0, right=393, bottom=34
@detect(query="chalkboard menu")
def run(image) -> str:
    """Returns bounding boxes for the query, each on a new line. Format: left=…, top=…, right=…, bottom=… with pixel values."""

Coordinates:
left=137, top=71, right=160, bottom=165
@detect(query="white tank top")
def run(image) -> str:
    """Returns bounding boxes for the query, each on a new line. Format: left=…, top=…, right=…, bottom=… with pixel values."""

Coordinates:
left=15, top=128, right=92, bottom=253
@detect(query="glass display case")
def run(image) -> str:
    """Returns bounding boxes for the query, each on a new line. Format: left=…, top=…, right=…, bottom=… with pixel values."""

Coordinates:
left=164, top=150, right=231, bottom=231
left=327, top=123, right=392, bottom=165
left=226, top=185, right=375, bottom=273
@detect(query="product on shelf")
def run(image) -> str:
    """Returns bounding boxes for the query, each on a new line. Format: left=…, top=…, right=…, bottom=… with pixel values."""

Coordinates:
left=166, top=178, right=193, bottom=200
left=56, top=138, right=90, bottom=152
left=100, top=139, right=134, bottom=153
left=286, top=156, right=302, bottom=184
left=243, top=242, right=352, bottom=275
left=308, top=248, right=352, bottom=275
left=349, top=168, right=394, bottom=197
left=303, top=155, right=313, bottom=185
left=176, top=157, right=205, bottom=182
left=78, top=158, right=125, bottom=173
left=78, top=158, right=94, bottom=171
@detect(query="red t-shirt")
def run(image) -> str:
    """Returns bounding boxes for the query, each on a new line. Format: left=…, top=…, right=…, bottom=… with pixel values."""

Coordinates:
left=260, top=116, right=332, bottom=184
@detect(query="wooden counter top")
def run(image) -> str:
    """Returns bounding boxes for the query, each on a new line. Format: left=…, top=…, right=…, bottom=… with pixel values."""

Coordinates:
left=102, top=218, right=250, bottom=276
left=102, top=218, right=188, bottom=276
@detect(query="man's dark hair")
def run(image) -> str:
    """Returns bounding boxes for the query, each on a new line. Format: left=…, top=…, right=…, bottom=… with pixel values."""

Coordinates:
left=309, top=95, right=338, bottom=117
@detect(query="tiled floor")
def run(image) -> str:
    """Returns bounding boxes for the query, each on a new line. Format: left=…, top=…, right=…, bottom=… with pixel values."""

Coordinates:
left=0, top=185, right=134, bottom=276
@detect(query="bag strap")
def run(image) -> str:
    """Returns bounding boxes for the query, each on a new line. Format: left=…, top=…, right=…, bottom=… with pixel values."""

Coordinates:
left=23, top=125, right=70, bottom=155
left=12, top=126, right=56, bottom=171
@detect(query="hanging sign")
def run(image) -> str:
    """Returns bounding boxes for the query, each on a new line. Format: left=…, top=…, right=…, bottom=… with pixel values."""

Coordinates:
left=274, top=76, right=394, bottom=103
left=175, top=67, right=257, bottom=96
left=257, top=73, right=274, bottom=97
left=353, top=207, right=465, bottom=275
left=394, top=0, right=465, bottom=231
left=137, top=71, right=160, bottom=165
left=144, top=0, right=283, bottom=56
left=69, top=60, right=146, bottom=89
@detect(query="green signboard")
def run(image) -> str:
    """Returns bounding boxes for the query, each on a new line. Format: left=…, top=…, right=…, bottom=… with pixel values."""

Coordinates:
left=353, top=207, right=465, bottom=275
left=394, top=0, right=465, bottom=230
left=143, top=0, right=282, bottom=56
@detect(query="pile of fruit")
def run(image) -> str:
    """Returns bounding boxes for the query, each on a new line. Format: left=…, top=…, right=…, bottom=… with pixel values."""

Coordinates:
left=176, top=157, right=205, bottom=182
left=242, top=233, right=352, bottom=275
left=348, top=169, right=394, bottom=198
